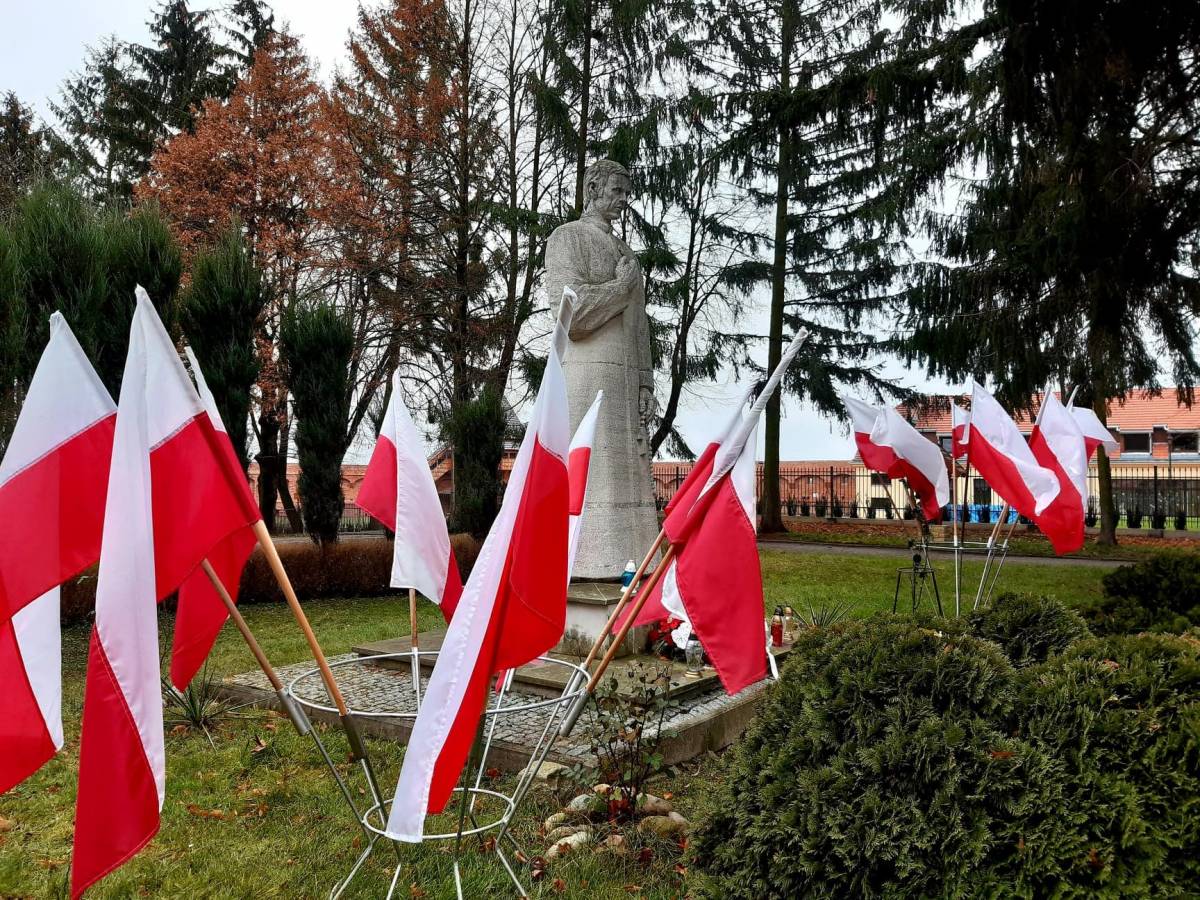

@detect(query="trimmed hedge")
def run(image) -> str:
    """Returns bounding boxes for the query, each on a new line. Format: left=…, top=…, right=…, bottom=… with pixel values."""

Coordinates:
left=58, top=533, right=481, bottom=623
left=691, top=604, right=1200, bottom=899
left=969, top=591, right=1091, bottom=667
left=1083, top=552, right=1200, bottom=635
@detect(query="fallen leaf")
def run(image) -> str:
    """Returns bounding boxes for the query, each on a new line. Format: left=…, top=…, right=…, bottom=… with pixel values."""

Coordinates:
left=485, top=767, right=501, bottom=779
left=0, top=816, right=12, bottom=832
left=36, top=857, right=66, bottom=870
left=552, top=878, right=567, bottom=893
left=409, top=885, right=426, bottom=898
left=514, top=849, right=529, bottom=864
left=988, top=750, right=1015, bottom=760
left=674, top=863, right=688, bottom=876
left=170, top=724, right=189, bottom=736
left=637, top=847, right=654, bottom=865
left=661, top=791, right=673, bottom=801
left=1087, top=848, right=1104, bottom=871
left=351, top=836, right=362, bottom=850
left=675, top=837, right=689, bottom=852
left=251, top=736, right=269, bottom=754
left=623, top=885, right=643, bottom=894
left=555, top=840, right=573, bottom=856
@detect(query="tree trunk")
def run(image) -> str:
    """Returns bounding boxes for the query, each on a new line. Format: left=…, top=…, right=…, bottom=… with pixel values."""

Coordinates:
left=760, top=0, right=795, bottom=535
left=275, top=400, right=303, bottom=533
left=256, top=407, right=281, bottom=532
left=572, top=0, right=593, bottom=217
left=1093, top=394, right=1118, bottom=545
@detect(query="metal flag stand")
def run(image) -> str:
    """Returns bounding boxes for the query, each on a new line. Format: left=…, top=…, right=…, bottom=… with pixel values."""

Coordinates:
left=284, top=650, right=590, bottom=900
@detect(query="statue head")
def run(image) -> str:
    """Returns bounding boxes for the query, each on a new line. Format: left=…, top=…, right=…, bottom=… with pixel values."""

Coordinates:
left=583, top=159, right=633, bottom=223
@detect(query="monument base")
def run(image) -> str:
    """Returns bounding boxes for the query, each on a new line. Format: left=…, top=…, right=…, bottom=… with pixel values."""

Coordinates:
left=558, top=580, right=647, bottom=659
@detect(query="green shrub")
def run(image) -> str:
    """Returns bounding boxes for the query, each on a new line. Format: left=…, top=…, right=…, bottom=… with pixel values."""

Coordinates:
left=692, top=615, right=1200, bottom=899
left=996, top=634, right=1200, bottom=897
left=691, top=619, right=1044, bottom=898
left=969, top=592, right=1090, bottom=668
left=281, top=303, right=354, bottom=544
left=1084, top=552, right=1200, bottom=635
left=440, top=385, right=507, bottom=538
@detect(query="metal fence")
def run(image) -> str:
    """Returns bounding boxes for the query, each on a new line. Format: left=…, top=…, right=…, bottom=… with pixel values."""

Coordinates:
left=266, top=503, right=384, bottom=535
left=653, top=463, right=1200, bottom=531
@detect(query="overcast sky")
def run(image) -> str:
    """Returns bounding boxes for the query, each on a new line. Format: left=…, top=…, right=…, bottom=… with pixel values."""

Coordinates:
left=1, top=0, right=958, bottom=463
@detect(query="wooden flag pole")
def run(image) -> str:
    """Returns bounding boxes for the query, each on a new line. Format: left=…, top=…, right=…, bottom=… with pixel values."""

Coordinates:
left=578, top=528, right=665, bottom=672
left=199, top=558, right=377, bottom=838
left=409, top=587, right=421, bottom=703
left=559, top=545, right=677, bottom=737
left=251, top=520, right=349, bottom=716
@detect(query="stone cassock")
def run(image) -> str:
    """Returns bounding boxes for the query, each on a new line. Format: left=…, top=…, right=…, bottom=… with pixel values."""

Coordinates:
left=545, top=161, right=660, bottom=580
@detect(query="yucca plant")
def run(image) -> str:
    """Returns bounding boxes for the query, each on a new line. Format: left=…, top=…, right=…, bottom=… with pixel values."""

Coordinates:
left=162, top=662, right=233, bottom=748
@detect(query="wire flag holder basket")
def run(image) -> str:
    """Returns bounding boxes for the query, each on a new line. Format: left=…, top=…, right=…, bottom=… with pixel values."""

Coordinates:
left=285, top=650, right=591, bottom=899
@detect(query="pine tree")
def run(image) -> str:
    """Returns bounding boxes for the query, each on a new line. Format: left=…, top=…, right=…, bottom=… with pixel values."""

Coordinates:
left=873, top=0, right=1200, bottom=544
left=0, top=93, right=58, bottom=215
left=128, top=0, right=236, bottom=138
left=690, top=0, right=911, bottom=531
left=180, top=221, right=266, bottom=472
left=51, top=39, right=155, bottom=203
left=281, top=303, right=354, bottom=545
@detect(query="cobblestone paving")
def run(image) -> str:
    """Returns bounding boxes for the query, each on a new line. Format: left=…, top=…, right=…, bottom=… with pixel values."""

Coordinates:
left=225, top=654, right=769, bottom=767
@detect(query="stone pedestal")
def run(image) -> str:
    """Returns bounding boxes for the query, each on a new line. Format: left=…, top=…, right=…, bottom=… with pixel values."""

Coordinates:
left=556, top=581, right=648, bottom=658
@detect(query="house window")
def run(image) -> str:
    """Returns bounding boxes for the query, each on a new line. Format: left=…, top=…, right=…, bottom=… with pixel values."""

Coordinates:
left=939, top=435, right=953, bottom=454
left=1171, top=432, right=1199, bottom=454
left=870, top=473, right=890, bottom=486
left=1122, top=432, right=1151, bottom=454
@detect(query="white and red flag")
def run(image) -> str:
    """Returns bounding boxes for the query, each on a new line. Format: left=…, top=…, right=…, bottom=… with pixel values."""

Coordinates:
left=1028, top=391, right=1088, bottom=554
left=168, top=347, right=260, bottom=690
left=567, top=391, right=603, bottom=577
left=1069, top=404, right=1118, bottom=461
left=356, top=371, right=464, bottom=620
left=385, top=293, right=573, bottom=842
left=952, top=404, right=970, bottom=459
left=840, top=394, right=949, bottom=521
left=0, top=313, right=115, bottom=795
left=966, top=380, right=1060, bottom=520
left=72, top=289, right=260, bottom=898
left=626, top=331, right=809, bottom=693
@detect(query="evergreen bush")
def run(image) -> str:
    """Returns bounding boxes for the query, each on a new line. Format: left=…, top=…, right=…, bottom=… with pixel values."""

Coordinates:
left=440, top=385, right=507, bottom=538
left=969, top=592, right=1090, bottom=668
left=691, top=620, right=1038, bottom=898
left=692, top=614, right=1200, bottom=899
left=281, top=303, right=353, bottom=544
left=180, top=222, right=265, bottom=471
left=1083, top=552, right=1200, bottom=635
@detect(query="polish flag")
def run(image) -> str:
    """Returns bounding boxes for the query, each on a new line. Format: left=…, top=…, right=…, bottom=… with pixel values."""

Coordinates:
left=1028, top=392, right=1088, bottom=554
left=385, top=292, right=573, bottom=842
left=167, top=348, right=260, bottom=690
left=952, top=404, right=970, bottom=459
left=868, top=407, right=950, bottom=521
left=661, top=383, right=755, bottom=543
left=842, top=393, right=898, bottom=472
left=568, top=391, right=603, bottom=577
left=72, top=290, right=260, bottom=898
left=1069, top=405, right=1118, bottom=461
left=627, top=332, right=808, bottom=690
left=1, top=314, right=114, bottom=795
left=840, top=394, right=948, bottom=521
left=357, top=371, right=463, bottom=619
left=966, top=380, right=1059, bottom=520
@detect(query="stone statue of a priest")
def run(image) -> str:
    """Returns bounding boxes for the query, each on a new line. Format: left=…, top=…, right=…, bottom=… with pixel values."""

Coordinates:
left=546, top=159, right=659, bottom=580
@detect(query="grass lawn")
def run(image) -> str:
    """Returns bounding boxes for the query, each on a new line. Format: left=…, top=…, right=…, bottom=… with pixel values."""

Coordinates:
left=0, top=550, right=1110, bottom=898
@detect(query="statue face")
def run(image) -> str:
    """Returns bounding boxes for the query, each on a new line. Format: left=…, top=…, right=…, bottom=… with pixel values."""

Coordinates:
left=588, top=173, right=633, bottom=223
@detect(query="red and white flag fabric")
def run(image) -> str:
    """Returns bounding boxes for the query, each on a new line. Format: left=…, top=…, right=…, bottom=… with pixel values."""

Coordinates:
left=840, top=394, right=949, bottom=521
left=72, top=289, right=260, bottom=897
left=357, top=371, right=463, bottom=620
left=1028, top=392, right=1088, bottom=554
left=629, top=331, right=808, bottom=694
left=966, top=380, right=1060, bottom=520
left=567, top=391, right=603, bottom=578
left=168, top=347, right=260, bottom=690
left=1, top=313, right=115, bottom=795
left=1069, top=404, right=1119, bottom=461
left=952, top=404, right=970, bottom=459
left=385, top=293, right=573, bottom=842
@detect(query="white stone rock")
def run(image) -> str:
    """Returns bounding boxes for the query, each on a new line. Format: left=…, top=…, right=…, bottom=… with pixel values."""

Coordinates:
left=546, top=828, right=594, bottom=858
left=636, top=793, right=673, bottom=816
left=637, top=815, right=684, bottom=838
